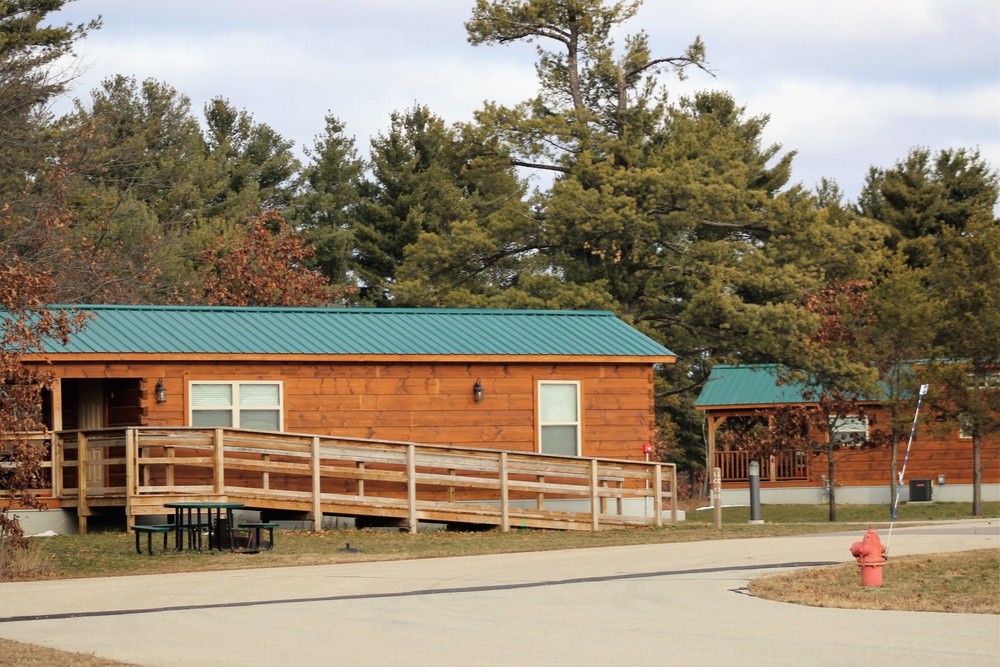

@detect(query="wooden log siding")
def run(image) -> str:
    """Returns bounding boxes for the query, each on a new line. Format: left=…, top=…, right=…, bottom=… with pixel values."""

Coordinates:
left=116, top=427, right=676, bottom=532
left=42, top=359, right=658, bottom=461
left=160, top=361, right=655, bottom=457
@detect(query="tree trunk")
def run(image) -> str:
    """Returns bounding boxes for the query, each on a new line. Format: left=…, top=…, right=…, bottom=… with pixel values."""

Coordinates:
left=889, top=431, right=900, bottom=520
left=972, top=434, right=982, bottom=516
left=827, top=451, right=837, bottom=522
left=566, top=24, right=584, bottom=113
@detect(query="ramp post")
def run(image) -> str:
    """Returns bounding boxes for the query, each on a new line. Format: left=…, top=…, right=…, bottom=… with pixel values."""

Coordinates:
left=500, top=452, right=509, bottom=532
left=590, top=459, right=599, bottom=531
left=407, top=444, right=417, bottom=534
left=312, top=436, right=322, bottom=532
left=653, top=463, right=663, bottom=527
left=213, top=428, right=225, bottom=495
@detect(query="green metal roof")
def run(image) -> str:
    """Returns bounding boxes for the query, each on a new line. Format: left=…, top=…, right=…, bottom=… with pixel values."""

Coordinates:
left=694, top=365, right=812, bottom=408
left=37, top=305, right=675, bottom=358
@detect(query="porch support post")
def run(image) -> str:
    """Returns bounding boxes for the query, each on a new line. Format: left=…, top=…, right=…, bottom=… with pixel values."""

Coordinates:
left=213, top=429, right=225, bottom=495
left=499, top=452, right=509, bottom=532
left=51, top=433, right=63, bottom=500
left=406, top=444, right=417, bottom=534
left=51, top=378, right=63, bottom=431
left=311, top=436, right=322, bottom=532
left=51, top=378, right=62, bottom=500
left=705, top=414, right=725, bottom=479
left=77, top=431, right=88, bottom=535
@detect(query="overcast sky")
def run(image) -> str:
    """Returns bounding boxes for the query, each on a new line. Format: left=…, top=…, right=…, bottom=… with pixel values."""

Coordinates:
left=52, top=0, right=999, bottom=204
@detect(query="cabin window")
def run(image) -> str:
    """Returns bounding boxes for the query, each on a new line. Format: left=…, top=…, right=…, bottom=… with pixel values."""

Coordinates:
left=538, top=381, right=580, bottom=456
left=958, top=414, right=973, bottom=439
left=828, top=415, right=868, bottom=446
left=977, top=372, right=1000, bottom=389
left=189, top=381, right=282, bottom=431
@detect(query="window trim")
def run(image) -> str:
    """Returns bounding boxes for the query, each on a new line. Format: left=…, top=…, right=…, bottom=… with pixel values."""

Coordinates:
left=188, top=380, right=284, bottom=431
left=828, top=414, right=868, bottom=446
left=537, top=380, right=581, bottom=457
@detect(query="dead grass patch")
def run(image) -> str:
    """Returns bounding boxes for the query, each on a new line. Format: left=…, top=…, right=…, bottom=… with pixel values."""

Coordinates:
left=0, top=539, right=55, bottom=581
left=0, top=638, right=136, bottom=666
left=749, top=548, right=1000, bottom=614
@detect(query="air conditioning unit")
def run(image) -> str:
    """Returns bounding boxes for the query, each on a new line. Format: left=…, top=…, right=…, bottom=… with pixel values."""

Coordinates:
left=909, top=478, right=932, bottom=502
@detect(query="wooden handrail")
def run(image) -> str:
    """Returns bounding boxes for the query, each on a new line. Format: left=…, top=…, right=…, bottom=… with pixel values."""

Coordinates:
left=12, top=426, right=678, bottom=532
left=135, top=427, right=677, bottom=531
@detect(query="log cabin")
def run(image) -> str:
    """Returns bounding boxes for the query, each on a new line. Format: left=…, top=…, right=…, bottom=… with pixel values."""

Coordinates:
left=11, top=305, right=678, bottom=533
left=696, top=364, right=1000, bottom=506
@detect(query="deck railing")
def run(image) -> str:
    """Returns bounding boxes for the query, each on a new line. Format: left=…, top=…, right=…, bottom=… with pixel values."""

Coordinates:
left=126, top=427, right=677, bottom=532
left=15, top=427, right=677, bottom=533
left=712, top=450, right=809, bottom=482
left=0, top=432, right=57, bottom=497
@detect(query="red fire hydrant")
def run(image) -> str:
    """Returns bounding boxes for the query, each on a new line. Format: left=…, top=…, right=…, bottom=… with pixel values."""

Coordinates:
left=850, top=527, right=887, bottom=587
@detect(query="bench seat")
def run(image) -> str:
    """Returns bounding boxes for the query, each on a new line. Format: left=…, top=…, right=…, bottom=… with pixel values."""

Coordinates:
left=132, top=524, right=174, bottom=555
left=238, top=522, right=279, bottom=552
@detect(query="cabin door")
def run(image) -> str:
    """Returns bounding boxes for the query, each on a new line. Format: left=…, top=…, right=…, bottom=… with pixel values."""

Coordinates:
left=78, top=379, right=105, bottom=489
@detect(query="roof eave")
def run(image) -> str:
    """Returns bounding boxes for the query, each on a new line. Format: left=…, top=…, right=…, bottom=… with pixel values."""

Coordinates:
left=25, top=352, right=677, bottom=365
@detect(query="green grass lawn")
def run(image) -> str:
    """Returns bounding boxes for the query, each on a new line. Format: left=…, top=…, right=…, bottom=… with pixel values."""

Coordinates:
left=683, top=500, right=999, bottom=524
left=6, top=501, right=996, bottom=581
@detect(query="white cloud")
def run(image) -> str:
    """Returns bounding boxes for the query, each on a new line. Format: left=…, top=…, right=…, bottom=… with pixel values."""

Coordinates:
left=735, top=78, right=1000, bottom=194
left=50, top=0, right=999, bottom=205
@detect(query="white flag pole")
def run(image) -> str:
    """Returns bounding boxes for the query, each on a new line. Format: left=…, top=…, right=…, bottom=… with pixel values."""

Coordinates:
left=885, top=383, right=929, bottom=556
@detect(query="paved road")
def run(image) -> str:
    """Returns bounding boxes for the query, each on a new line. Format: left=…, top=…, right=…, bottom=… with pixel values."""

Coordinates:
left=0, top=520, right=997, bottom=666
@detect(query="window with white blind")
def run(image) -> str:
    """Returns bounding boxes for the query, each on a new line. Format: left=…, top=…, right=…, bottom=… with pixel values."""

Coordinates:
left=538, top=381, right=580, bottom=456
left=829, top=415, right=868, bottom=446
left=189, top=381, right=282, bottom=431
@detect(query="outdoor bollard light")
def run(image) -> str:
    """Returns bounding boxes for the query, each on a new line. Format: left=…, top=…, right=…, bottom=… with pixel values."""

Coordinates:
left=712, top=467, right=722, bottom=530
left=748, top=460, right=763, bottom=524
left=473, top=379, right=484, bottom=403
left=155, top=379, right=167, bottom=404
left=850, top=527, right=887, bottom=587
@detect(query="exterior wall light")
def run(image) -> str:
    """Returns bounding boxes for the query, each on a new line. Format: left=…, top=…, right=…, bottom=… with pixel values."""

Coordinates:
left=473, top=379, right=484, bottom=403
left=155, top=379, right=167, bottom=404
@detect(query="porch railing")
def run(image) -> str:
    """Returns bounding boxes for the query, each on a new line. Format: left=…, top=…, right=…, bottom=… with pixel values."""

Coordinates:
left=0, top=432, right=56, bottom=497
left=712, top=450, right=809, bottom=482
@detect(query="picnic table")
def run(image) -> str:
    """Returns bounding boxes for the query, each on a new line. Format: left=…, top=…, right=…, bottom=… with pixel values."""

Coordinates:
left=163, top=501, right=245, bottom=553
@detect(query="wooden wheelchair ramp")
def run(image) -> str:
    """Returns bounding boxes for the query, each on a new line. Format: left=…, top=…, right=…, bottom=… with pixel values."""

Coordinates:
left=63, top=427, right=677, bottom=532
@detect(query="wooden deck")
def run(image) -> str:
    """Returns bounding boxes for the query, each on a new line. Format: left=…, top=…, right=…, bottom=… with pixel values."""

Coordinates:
left=24, top=427, right=677, bottom=533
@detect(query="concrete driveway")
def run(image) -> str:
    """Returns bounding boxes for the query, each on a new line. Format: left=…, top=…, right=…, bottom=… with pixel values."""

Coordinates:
left=0, top=520, right=997, bottom=666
